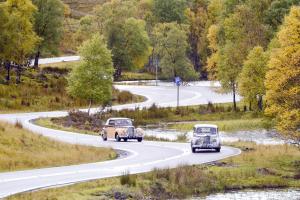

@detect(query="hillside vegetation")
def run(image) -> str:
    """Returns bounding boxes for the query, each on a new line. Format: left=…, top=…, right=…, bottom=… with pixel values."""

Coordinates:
left=0, top=121, right=116, bottom=172
left=0, top=67, right=144, bottom=113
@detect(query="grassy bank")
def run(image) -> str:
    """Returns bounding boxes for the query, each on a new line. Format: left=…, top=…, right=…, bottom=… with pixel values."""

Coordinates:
left=0, top=121, right=116, bottom=172
left=0, top=68, right=145, bottom=113
left=169, top=118, right=269, bottom=132
left=35, top=117, right=97, bottom=135
left=119, top=71, right=156, bottom=81
left=9, top=142, right=300, bottom=199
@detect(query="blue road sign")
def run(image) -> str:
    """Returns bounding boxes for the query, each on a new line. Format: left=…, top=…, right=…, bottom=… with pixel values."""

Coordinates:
left=175, top=76, right=181, bottom=86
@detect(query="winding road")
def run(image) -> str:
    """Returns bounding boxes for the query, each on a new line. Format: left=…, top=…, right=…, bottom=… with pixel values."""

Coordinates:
left=0, top=80, right=241, bottom=198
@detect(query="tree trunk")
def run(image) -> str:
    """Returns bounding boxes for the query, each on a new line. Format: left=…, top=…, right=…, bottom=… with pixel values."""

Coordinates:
left=16, top=65, right=21, bottom=84
left=5, top=61, right=10, bottom=84
left=113, top=66, right=122, bottom=81
left=258, top=95, right=263, bottom=111
left=87, top=99, right=92, bottom=115
left=249, top=101, right=252, bottom=111
left=232, top=83, right=237, bottom=111
left=34, top=50, right=40, bottom=68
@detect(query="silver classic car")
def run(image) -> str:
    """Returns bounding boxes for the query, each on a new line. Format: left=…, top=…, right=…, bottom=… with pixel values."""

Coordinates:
left=100, top=118, right=144, bottom=142
left=191, top=124, right=221, bottom=153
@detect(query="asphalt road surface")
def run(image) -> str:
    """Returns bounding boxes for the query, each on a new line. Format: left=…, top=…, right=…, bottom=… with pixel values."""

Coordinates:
left=0, top=82, right=241, bottom=198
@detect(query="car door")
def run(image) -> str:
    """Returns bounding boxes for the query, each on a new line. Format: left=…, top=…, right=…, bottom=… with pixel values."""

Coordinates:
left=105, top=120, right=116, bottom=139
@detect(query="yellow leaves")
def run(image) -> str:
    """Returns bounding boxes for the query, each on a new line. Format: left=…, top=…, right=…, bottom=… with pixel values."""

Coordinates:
left=207, top=24, right=219, bottom=51
left=278, top=6, right=300, bottom=47
left=265, top=6, right=300, bottom=139
left=206, top=51, right=219, bottom=80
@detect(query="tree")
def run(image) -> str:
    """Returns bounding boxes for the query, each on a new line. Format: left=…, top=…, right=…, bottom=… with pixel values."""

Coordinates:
left=238, top=46, right=268, bottom=111
left=92, top=1, right=150, bottom=79
left=67, top=34, right=114, bottom=115
left=265, top=6, right=300, bottom=141
left=0, top=3, right=8, bottom=79
left=153, top=22, right=197, bottom=80
left=264, top=0, right=300, bottom=32
left=186, top=0, right=210, bottom=77
left=32, top=0, right=64, bottom=68
left=206, top=24, right=220, bottom=80
left=217, top=41, right=244, bottom=110
left=3, top=0, right=40, bottom=84
left=153, top=0, right=187, bottom=23
left=212, top=4, right=269, bottom=110
left=111, top=18, right=151, bottom=79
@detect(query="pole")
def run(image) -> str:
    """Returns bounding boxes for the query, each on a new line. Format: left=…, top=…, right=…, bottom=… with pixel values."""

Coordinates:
left=177, top=84, right=179, bottom=107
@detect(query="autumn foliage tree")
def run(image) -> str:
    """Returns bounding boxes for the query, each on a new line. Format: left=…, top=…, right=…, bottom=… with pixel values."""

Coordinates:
left=265, top=6, right=300, bottom=141
left=2, top=0, right=40, bottom=84
left=67, top=34, right=114, bottom=115
left=238, top=46, right=268, bottom=111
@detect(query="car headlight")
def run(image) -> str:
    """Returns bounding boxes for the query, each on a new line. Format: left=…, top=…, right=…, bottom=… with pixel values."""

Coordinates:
left=211, top=136, right=219, bottom=143
left=136, top=128, right=144, bottom=136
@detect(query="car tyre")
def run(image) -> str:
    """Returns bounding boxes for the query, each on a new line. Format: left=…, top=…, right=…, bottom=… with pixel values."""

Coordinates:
left=137, top=138, right=142, bottom=142
left=192, top=147, right=197, bottom=153
left=123, top=138, right=128, bottom=142
left=215, top=147, right=221, bottom=152
left=115, top=133, right=121, bottom=142
left=102, top=132, right=107, bottom=141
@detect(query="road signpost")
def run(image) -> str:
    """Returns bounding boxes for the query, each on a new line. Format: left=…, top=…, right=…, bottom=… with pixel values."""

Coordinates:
left=175, top=76, right=181, bottom=107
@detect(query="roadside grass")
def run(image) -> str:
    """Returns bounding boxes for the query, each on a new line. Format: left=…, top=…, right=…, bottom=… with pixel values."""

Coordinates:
left=169, top=118, right=271, bottom=132
left=0, top=121, right=116, bottom=172
left=39, top=61, right=80, bottom=69
left=119, top=71, right=156, bottom=81
left=9, top=142, right=300, bottom=200
left=35, top=118, right=98, bottom=135
left=103, top=103, right=268, bottom=126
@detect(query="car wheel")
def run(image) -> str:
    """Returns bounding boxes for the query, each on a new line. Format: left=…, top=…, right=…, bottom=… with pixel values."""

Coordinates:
left=123, top=138, right=128, bottom=142
left=137, top=138, right=142, bottom=142
left=102, top=132, right=107, bottom=141
left=192, top=147, right=196, bottom=153
left=215, top=147, right=221, bottom=152
left=115, top=133, right=121, bottom=142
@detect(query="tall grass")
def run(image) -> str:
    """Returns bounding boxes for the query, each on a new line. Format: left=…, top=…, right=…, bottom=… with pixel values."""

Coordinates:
left=0, top=121, right=116, bottom=172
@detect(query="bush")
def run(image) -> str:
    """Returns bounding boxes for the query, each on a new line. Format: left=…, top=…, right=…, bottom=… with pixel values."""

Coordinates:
left=15, top=121, right=23, bottom=129
left=120, top=171, right=136, bottom=187
left=117, top=91, right=133, bottom=104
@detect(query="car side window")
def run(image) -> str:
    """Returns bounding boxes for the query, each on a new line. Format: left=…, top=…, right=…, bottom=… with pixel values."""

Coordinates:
left=108, top=120, right=115, bottom=126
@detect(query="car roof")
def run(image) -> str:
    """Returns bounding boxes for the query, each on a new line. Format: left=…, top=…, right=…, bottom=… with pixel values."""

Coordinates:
left=194, top=124, right=218, bottom=128
left=108, top=118, right=131, bottom=120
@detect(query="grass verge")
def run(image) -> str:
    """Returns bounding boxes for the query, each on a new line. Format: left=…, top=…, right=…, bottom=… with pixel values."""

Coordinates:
left=169, top=118, right=269, bottom=132
left=8, top=142, right=300, bottom=199
left=0, top=121, right=116, bottom=172
left=119, top=71, right=156, bottom=81
left=35, top=117, right=98, bottom=135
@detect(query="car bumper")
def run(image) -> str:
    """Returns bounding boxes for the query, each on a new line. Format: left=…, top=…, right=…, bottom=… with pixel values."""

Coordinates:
left=191, top=143, right=220, bottom=149
left=119, top=136, right=143, bottom=139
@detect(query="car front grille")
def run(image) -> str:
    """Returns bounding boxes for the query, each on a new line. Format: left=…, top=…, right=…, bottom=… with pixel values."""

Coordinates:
left=204, top=136, right=210, bottom=144
left=127, top=127, right=135, bottom=137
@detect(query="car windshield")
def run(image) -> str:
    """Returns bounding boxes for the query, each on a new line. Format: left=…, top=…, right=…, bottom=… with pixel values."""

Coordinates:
left=115, top=119, right=133, bottom=126
left=195, top=127, right=217, bottom=135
